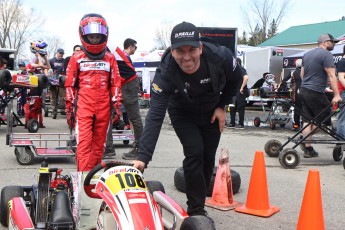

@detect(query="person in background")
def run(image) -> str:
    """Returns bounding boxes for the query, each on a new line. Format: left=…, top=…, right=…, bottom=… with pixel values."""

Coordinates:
left=336, top=45, right=345, bottom=138
left=16, top=60, right=28, bottom=117
left=132, top=22, right=242, bottom=219
left=300, top=33, right=341, bottom=158
left=278, top=58, right=303, bottom=131
left=227, top=57, right=249, bottom=129
left=49, top=48, right=66, bottom=112
left=109, top=38, right=143, bottom=159
left=65, top=13, right=122, bottom=171
left=63, top=45, right=82, bottom=73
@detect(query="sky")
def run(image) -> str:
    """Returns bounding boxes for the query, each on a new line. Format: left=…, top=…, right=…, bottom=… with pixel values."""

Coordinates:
left=22, top=0, right=345, bottom=55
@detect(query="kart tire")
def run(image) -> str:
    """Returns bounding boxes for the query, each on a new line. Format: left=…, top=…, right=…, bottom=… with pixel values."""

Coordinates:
left=146, top=180, right=165, bottom=194
left=333, top=145, right=343, bottom=162
left=180, top=215, right=216, bottom=230
left=253, top=117, right=261, bottom=127
left=44, top=107, right=49, bottom=117
left=0, top=69, right=12, bottom=87
left=279, top=148, right=300, bottom=169
left=15, top=146, right=35, bottom=165
left=174, top=167, right=241, bottom=196
left=27, top=119, right=39, bottom=133
left=0, top=186, right=24, bottom=227
left=264, top=139, right=282, bottom=157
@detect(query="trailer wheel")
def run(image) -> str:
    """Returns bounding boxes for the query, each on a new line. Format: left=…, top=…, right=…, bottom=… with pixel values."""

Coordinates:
left=269, top=121, right=276, bottom=130
left=253, top=117, right=261, bottom=127
left=333, top=145, right=343, bottom=162
left=15, top=146, right=35, bottom=165
left=264, top=139, right=282, bottom=157
left=180, top=216, right=216, bottom=230
left=146, top=181, right=165, bottom=194
left=123, top=140, right=129, bottom=145
left=27, top=119, right=39, bottom=133
left=44, top=107, right=49, bottom=117
left=0, top=186, right=24, bottom=227
left=279, top=148, right=300, bottom=169
left=174, top=167, right=241, bottom=196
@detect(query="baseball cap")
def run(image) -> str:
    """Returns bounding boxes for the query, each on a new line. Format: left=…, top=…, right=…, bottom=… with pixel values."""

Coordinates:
left=170, top=21, right=200, bottom=50
left=57, top=48, right=65, bottom=54
left=17, top=60, right=26, bottom=67
left=317, top=33, right=340, bottom=43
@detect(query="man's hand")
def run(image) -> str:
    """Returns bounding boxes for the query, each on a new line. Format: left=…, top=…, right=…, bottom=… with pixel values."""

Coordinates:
left=211, top=107, right=226, bottom=133
left=332, top=95, right=342, bottom=105
left=132, top=160, right=146, bottom=173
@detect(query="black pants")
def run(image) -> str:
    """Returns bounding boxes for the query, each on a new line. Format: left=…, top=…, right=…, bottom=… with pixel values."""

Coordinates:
left=168, top=108, right=221, bottom=215
left=230, top=91, right=247, bottom=125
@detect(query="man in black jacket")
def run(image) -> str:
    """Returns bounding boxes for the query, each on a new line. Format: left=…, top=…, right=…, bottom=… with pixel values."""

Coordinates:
left=133, top=21, right=242, bottom=217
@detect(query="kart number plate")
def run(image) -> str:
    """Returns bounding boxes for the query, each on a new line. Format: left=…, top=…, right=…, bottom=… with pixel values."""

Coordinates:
left=105, top=172, right=147, bottom=195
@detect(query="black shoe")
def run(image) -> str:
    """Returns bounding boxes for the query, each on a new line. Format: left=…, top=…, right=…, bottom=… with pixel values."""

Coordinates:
left=226, top=123, right=235, bottom=129
left=122, top=146, right=138, bottom=160
left=103, top=147, right=116, bottom=158
left=303, top=147, right=319, bottom=158
left=236, top=124, right=244, bottom=129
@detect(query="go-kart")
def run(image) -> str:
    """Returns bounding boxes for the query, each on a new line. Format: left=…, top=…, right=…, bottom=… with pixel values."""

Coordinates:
left=0, top=160, right=215, bottom=229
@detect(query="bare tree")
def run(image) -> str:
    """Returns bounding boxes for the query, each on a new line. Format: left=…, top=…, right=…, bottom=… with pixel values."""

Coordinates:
left=0, top=0, right=45, bottom=58
left=241, top=0, right=293, bottom=45
left=153, top=21, right=173, bottom=50
left=44, top=35, right=64, bottom=59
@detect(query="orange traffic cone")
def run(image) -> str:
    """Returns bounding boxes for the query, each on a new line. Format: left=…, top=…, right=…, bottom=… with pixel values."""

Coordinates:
left=235, top=150, right=280, bottom=217
left=205, top=147, right=242, bottom=211
left=296, top=169, right=325, bottom=230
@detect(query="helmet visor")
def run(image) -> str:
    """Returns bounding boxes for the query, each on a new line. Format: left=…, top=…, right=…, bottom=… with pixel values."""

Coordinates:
left=81, top=23, right=107, bottom=35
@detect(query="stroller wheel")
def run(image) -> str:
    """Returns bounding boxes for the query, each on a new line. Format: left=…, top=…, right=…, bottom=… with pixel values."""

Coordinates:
left=264, top=139, right=282, bottom=157
left=279, top=148, right=300, bottom=169
left=27, top=119, right=39, bottom=133
left=333, top=145, right=343, bottom=162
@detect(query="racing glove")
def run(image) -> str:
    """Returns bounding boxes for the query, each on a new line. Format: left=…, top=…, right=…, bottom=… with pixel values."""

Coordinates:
left=66, top=101, right=75, bottom=129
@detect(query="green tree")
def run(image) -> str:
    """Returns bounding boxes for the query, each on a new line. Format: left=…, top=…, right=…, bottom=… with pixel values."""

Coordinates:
left=267, top=19, right=278, bottom=39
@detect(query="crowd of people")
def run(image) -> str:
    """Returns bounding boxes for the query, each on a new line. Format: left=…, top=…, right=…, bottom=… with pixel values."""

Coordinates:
left=1, top=13, right=345, bottom=225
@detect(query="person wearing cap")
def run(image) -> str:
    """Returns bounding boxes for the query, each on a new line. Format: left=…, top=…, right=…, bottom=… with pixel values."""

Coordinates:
left=132, top=21, right=242, bottom=218
left=49, top=48, right=66, bottom=112
left=300, top=33, right=342, bottom=158
left=16, top=60, right=28, bottom=117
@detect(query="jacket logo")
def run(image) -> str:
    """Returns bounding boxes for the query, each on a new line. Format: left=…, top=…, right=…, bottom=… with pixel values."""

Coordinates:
left=152, top=83, right=162, bottom=93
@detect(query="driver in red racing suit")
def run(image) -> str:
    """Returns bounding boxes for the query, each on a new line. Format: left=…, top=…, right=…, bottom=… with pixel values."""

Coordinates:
left=65, top=13, right=122, bottom=171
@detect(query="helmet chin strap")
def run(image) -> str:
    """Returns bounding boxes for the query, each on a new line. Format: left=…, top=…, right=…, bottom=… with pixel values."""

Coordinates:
left=81, top=46, right=106, bottom=60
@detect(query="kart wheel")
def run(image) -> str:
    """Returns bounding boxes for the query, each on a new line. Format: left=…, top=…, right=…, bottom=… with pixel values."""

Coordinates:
left=123, top=140, right=129, bottom=145
left=0, top=69, right=12, bottom=87
left=279, top=148, right=300, bottom=169
left=180, top=215, right=216, bottom=230
left=27, top=119, right=39, bottom=133
left=253, top=117, right=261, bottom=127
left=269, top=121, right=276, bottom=130
left=36, top=173, right=50, bottom=224
left=174, top=167, right=241, bottom=196
left=44, top=107, right=49, bottom=117
left=52, top=110, right=57, bottom=119
left=0, top=186, right=24, bottom=227
left=15, top=147, right=35, bottom=165
left=333, top=145, right=343, bottom=162
left=264, top=139, right=282, bottom=157
left=146, top=181, right=165, bottom=194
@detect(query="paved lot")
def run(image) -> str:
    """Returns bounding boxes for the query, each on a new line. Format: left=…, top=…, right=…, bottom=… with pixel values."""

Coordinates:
left=0, top=107, right=344, bottom=230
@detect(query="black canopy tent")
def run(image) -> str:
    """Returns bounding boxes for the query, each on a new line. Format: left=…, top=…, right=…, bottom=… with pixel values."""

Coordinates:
left=282, top=42, right=345, bottom=69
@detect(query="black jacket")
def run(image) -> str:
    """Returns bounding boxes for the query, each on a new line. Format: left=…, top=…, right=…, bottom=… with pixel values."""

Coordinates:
left=138, top=41, right=242, bottom=165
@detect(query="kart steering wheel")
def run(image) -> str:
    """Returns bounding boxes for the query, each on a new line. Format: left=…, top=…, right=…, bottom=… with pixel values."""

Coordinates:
left=84, top=160, right=134, bottom=198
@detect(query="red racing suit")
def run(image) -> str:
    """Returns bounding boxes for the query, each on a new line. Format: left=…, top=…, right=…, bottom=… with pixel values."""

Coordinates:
left=65, top=51, right=121, bottom=171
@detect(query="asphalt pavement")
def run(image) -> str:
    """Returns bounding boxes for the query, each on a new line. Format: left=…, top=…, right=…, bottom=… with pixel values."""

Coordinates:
left=0, top=106, right=344, bottom=230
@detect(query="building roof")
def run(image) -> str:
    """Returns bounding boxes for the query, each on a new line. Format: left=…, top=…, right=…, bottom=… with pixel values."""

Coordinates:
left=259, top=20, right=345, bottom=47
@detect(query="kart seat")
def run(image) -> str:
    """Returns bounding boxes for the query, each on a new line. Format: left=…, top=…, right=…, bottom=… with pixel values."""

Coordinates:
left=50, top=190, right=75, bottom=229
